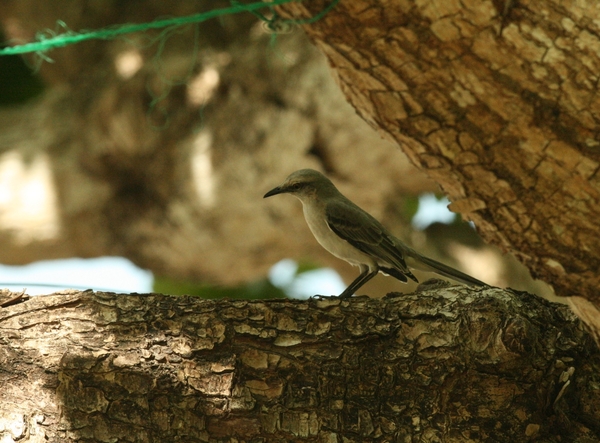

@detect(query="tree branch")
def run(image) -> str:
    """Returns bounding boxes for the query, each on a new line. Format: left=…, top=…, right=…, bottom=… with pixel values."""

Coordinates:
left=1, top=289, right=598, bottom=441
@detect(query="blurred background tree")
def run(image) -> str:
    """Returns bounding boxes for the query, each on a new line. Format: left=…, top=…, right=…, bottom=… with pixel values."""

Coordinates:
left=0, top=0, right=546, bottom=300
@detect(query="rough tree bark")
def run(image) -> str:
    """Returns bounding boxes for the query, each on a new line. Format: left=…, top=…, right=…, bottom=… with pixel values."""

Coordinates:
left=1, top=289, right=599, bottom=443
left=276, top=0, right=600, bottom=337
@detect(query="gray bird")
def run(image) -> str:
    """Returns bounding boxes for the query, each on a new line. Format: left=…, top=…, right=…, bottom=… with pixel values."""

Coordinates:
left=264, top=169, right=486, bottom=298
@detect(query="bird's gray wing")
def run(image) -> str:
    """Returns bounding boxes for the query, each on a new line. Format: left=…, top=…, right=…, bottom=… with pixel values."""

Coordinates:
left=325, top=199, right=418, bottom=283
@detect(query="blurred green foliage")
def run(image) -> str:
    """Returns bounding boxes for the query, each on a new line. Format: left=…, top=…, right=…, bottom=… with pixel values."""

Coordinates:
left=154, top=275, right=287, bottom=299
left=153, top=259, right=324, bottom=300
left=403, top=195, right=420, bottom=222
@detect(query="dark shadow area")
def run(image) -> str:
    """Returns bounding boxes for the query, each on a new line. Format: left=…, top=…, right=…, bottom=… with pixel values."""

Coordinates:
left=0, top=31, right=44, bottom=106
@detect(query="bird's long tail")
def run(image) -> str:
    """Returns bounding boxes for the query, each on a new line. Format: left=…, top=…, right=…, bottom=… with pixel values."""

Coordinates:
left=406, top=251, right=487, bottom=287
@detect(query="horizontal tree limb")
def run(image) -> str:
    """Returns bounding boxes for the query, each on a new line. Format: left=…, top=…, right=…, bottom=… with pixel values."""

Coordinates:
left=0, top=287, right=598, bottom=442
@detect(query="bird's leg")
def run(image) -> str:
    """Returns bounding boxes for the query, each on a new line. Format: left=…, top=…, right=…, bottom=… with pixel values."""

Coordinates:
left=338, top=266, right=379, bottom=298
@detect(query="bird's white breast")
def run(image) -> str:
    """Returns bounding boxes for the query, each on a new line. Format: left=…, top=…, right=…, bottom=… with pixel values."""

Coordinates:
left=301, top=200, right=374, bottom=268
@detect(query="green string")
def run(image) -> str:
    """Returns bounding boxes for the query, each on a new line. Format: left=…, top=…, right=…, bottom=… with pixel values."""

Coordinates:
left=240, top=0, right=338, bottom=34
left=0, top=0, right=337, bottom=57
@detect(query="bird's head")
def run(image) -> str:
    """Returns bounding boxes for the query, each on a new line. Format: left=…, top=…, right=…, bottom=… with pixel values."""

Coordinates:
left=263, top=169, right=336, bottom=201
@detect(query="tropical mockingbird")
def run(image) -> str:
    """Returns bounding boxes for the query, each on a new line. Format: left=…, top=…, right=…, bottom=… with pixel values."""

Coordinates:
left=264, top=169, right=486, bottom=298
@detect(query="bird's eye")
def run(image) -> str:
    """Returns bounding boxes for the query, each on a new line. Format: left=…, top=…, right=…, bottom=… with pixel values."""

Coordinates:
left=291, top=183, right=302, bottom=190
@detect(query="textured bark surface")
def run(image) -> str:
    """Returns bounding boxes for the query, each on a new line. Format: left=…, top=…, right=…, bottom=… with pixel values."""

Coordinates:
left=276, top=1, right=600, bottom=305
left=0, top=289, right=599, bottom=442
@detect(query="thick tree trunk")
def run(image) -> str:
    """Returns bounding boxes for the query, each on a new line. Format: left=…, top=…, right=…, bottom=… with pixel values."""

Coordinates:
left=0, top=289, right=598, bottom=442
left=276, top=0, right=600, bottom=336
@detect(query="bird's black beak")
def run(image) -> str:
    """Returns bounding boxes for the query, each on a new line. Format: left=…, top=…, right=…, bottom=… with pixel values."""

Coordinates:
left=263, top=185, right=285, bottom=198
